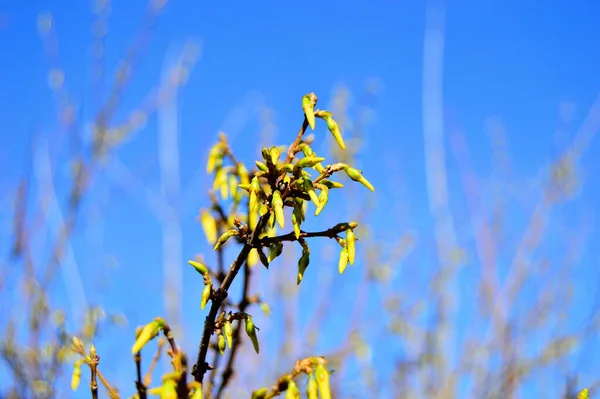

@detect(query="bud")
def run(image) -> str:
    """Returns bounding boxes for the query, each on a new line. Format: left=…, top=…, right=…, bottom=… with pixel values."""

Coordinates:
left=230, top=174, right=241, bottom=202
left=302, top=94, right=316, bottom=130
left=268, top=242, right=283, bottom=262
left=297, top=248, right=310, bottom=285
left=261, top=147, right=272, bottom=164
left=260, top=302, right=271, bottom=317
left=132, top=318, right=165, bottom=354
left=320, top=179, right=344, bottom=189
left=218, top=334, right=226, bottom=355
left=285, top=380, right=300, bottom=399
left=346, top=228, right=356, bottom=265
left=247, top=248, right=260, bottom=267
left=223, top=321, right=233, bottom=348
left=578, top=388, right=589, bottom=399
left=255, top=160, right=269, bottom=172
left=71, top=360, right=82, bottom=391
left=201, top=284, right=212, bottom=310
left=238, top=183, right=251, bottom=192
left=206, top=143, right=223, bottom=173
left=293, top=198, right=306, bottom=221
left=325, top=115, right=345, bottom=150
left=147, top=387, right=163, bottom=395
left=272, top=190, right=285, bottom=228
left=306, top=374, right=318, bottom=399
left=161, top=379, right=177, bottom=399
left=251, top=387, right=268, bottom=399
left=188, top=260, right=208, bottom=276
left=291, top=210, right=301, bottom=240
left=280, top=163, right=294, bottom=173
left=200, top=210, right=218, bottom=244
left=71, top=336, right=84, bottom=353
left=214, top=168, right=229, bottom=200
left=343, top=165, right=374, bottom=192
left=338, top=246, right=349, bottom=274
left=249, top=206, right=259, bottom=230
left=190, top=382, right=204, bottom=399
left=302, top=179, right=320, bottom=207
left=245, top=317, right=260, bottom=354
left=269, top=146, right=281, bottom=164
left=238, top=162, right=250, bottom=185
left=214, top=229, right=239, bottom=251
left=250, top=176, right=261, bottom=211
left=296, top=156, right=326, bottom=169
left=315, top=364, right=331, bottom=399
left=315, top=186, right=329, bottom=216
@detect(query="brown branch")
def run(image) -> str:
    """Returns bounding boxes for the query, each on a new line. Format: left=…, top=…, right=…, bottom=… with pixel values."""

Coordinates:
left=89, top=352, right=99, bottom=399
left=215, top=262, right=252, bottom=398
left=259, top=224, right=354, bottom=247
left=134, top=350, right=147, bottom=399
left=161, top=323, right=179, bottom=354
left=191, top=217, right=266, bottom=383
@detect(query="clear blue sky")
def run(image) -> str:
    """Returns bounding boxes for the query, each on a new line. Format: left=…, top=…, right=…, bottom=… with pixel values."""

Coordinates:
left=1, top=0, right=600, bottom=397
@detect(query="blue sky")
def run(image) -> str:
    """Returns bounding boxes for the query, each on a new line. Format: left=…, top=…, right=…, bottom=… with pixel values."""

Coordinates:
left=2, top=0, right=600, bottom=397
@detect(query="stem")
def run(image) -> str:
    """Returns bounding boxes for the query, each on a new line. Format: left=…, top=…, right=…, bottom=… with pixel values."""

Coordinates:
left=90, top=355, right=99, bottom=399
left=134, top=351, right=147, bottom=399
left=215, top=261, right=252, bottom=398
left=260, top=226, right=350, bottom=246
left=192, top=217, right=268, bottom=382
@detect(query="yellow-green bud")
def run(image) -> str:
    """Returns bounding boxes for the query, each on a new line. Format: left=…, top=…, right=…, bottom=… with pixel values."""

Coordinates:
left=302, top=94, right=315, bottom=130
left=218, top=334, right=226, bottom=355
left=346, top=228, right=356, bottom=265
left=255, top=160, right=269, bottom=172
left=268, top=242, right=283, bottom=262
left=343, top=165, right=374, bottom=192
left=223, top=321, right=233, bottom=348
left=201, top=284, right=211, bottom=310
left=214, top=229, right=239, bottom=251
left=272, top=190, right=284, bottom=228
left=188, top=260, right=208, bottom=276
left=245, top=317, right=260, bottom=354
left=338, top=246, right=349, bottom=274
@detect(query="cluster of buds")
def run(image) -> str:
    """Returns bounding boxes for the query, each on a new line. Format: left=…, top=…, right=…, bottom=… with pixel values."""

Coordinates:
left=212, top=311, right=261, bottom=357
left=250, top=356, right=332, bottom=399
left=106, top=93, right=374, bottom=399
